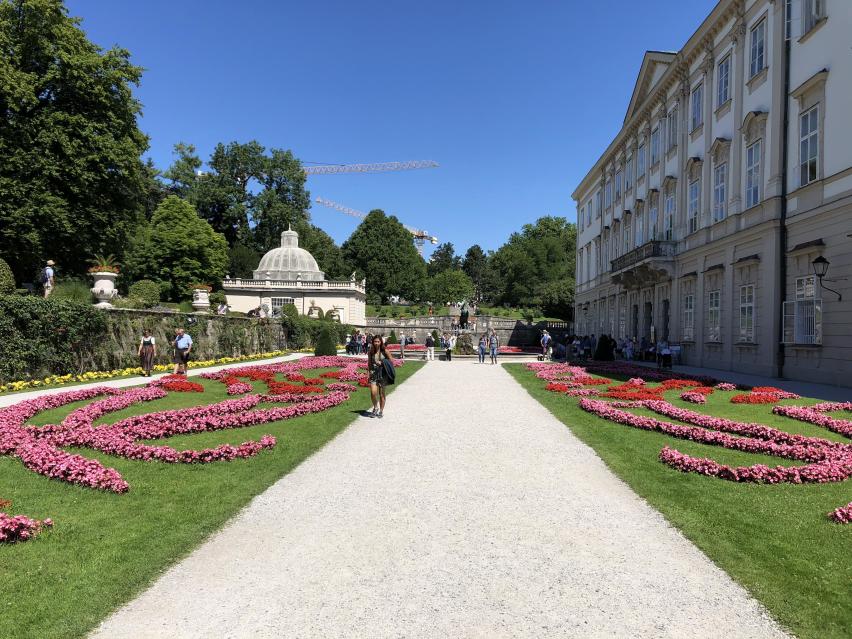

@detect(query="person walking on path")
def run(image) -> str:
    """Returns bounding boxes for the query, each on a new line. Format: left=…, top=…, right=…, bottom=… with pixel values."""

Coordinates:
left=172, top=328, right=193, bottom=375
left=138, top=329, right=157, bottom=377
left=478, top=333, right=487, bottom=364
left=41, top=260, right=56, bottom=298
left=540, top=330, right=552, bottom=361
left=367, top=335, right=391, bottom=418
left=424, top=333, right=435, bottom=361
left=444, top=333, right=455, bottom=361
left=488, top=329, right=499, bottom=365
left=399, top=331, right=406, bottom=361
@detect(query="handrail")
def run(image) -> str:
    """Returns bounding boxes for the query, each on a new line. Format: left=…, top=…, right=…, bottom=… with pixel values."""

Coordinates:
left=610, top=240, right=676, bottom=273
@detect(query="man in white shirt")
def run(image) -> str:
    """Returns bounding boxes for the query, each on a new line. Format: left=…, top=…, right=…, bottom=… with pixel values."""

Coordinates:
left=42, top=260, right=55, bottom=298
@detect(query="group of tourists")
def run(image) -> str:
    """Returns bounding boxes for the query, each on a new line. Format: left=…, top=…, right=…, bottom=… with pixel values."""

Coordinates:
left=477, top=330, right=500, bottom=364
left=346, top=331, right=368, bottom=355
left=566, top=333, right=673, bottom=368
left=136, top=327, right=193, bottom=377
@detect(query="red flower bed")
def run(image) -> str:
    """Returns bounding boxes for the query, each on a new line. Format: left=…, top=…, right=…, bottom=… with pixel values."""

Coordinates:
left=154, top=375, right=204, bottom=393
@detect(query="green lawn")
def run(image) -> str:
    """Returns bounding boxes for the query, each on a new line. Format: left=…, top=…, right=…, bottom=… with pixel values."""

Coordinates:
left=506, top=363, right=851, bottom=639
left=0, top=361, right=423, bottom=639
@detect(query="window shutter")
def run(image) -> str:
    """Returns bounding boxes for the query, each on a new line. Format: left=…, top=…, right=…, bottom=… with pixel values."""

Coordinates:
left=782, top=300, right=795, bottom=344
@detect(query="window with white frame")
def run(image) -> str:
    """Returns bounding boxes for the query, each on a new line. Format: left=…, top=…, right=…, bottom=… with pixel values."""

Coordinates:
left=615, top=170, right=622, bottom=199
left=803, top=0, right=826, bottom=33
left=688, top=179, right=700, bottom=234
left=585, top=202, right=591, bottom=226
left=651, top=126, right=660, bottom=165
left=717, top=56, right=730, bottom=106
left=648, top=203, right=658, bottom=240
left=691, top=84, right=703, bottom=131
left=664, top=193, right=674, bottom=240
left=635, top=211, right=644, bottom=247
left=785, top=0, right=793, bottom=39
left=623, top=216, right=631, bottom=254
left=707, top=290, right=721, bottom=342
left=585, top=246, right=591, bottom=281
left=602, top=231, right=609, bottom=270
left=605, top=180, right=612, bottom=209
left=271, top=297, right=295, bottom=316
left=746, top=140, right=761, bottom=208
left=637, top=142, right=646, bottom=177
left=713, top=163, right=727, bottom=222
left=578, top=247, right=584, bottom=282
left=578, top=204, right=584, bottom=230
left=739, top=285, right=755, bottom=342
left=595, top=190, right=602, bottom=216
left=588, top=197, right=596, bottom=221
left=783, top=275, right=822, bottom=344
left=750, top=19, right=766, bottom=78
left=682, top=294, right=695, bottom=341
left=667, top=107, right=678, bottom=150
left=625, top=156, right=633, bottom=191
left=800, top=105, right=819, bottom=186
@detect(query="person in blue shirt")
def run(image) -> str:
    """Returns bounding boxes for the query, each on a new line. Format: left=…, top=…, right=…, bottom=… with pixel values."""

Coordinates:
left=172, top=328, right=193, bottom=375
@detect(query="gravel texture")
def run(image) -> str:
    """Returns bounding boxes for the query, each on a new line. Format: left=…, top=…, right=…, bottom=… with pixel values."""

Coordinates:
left=89, top=360, right=789, bottom=638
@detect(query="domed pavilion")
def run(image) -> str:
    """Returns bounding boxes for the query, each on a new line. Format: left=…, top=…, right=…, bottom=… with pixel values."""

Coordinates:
left=223, top=227, right=366, bottom=325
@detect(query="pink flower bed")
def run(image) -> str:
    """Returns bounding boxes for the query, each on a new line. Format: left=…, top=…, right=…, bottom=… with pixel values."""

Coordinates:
left=772, top=402, right=852, bottom=438
left=1, top=356, right=397, bottom=538
left=0, top=510, right=53, bottom=544
left=525, top=361, right=851, bottom=522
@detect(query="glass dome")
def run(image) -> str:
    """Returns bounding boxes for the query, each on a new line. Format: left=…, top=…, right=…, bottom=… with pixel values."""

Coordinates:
left=253, top=228, right=325, bottom=281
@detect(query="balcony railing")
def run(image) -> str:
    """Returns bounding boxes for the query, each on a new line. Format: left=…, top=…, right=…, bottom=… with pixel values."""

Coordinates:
left=610, top=240, right=676, bottom=273
left=223, top=278, right=366, bottom=293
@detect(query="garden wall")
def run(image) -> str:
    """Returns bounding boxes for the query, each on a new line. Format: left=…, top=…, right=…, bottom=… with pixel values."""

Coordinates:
left=366, top=315, right=571, bottom=346
left=0, top=296, right=286, bottom=382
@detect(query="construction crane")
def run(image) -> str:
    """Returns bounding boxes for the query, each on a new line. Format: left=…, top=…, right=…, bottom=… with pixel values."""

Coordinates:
left=314, top=196, right=438, bottom=255
left=303, top=160, right=439, bottom=175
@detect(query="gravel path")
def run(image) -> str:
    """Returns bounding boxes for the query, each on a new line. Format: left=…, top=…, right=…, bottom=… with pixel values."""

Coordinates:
left=90, top=360, right=789, bottom=639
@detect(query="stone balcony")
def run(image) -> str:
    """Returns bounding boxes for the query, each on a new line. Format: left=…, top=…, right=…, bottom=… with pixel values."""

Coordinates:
left=222, top=277, right=366, bottom=294
left=610, top=240, right=676, bottom=289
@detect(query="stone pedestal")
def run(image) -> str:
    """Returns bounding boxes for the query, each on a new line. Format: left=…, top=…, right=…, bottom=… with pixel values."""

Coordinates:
left=192, top=289, right=210, bottom=313
left=91, top=272, right=118, bottom=308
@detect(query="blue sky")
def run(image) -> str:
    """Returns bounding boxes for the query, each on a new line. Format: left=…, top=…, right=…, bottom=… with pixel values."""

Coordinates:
left=66, top=0, right=715, bottom=259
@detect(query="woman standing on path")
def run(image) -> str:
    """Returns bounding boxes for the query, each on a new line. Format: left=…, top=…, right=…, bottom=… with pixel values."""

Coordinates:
left=489, top=329, right=499, bottom=365
left=367, top=335, right=391, bottom=418
left=478, top=333, right=487, bottom=364
left=138, top=329, right=156, bottom=377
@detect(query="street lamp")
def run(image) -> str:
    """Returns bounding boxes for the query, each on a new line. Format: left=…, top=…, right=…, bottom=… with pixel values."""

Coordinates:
left=811, top=256, right=842, bottom=301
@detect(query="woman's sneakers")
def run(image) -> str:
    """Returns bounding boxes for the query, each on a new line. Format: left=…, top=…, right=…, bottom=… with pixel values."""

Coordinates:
left=377, top=410, right=383, bottom=418
left=367, top=408, right=384, bottom=418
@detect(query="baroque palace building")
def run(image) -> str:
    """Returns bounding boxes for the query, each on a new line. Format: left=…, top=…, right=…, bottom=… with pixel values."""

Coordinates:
left=573, top=0, right=851, bottom=386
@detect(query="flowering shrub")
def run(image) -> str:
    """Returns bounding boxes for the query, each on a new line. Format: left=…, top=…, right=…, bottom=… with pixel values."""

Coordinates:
left=680, top=391, right=707, bottom=404
left=1, top=510, right=53, bottom=543
left=1, top=355, right=404, bottom=538
left=525, top=361, right=850, bottom=522
left=714, top=382, right=738, bottom=391
left=151, top=375, right=204, bottom=393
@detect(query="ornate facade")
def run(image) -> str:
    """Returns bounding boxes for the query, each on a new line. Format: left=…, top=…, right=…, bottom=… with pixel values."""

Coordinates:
left=573, top=0, right=851, bottom=386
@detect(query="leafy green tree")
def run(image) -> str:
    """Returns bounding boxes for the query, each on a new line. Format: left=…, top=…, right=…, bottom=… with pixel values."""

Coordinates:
left=428, top=269, right=475, bottom=305
left=127, top=279, right=161, bottom=308
left=252, top=149, right=311, bottom=252
left=341, top=210, right=426, bottom=303
left=0, top=0, right=149, bottom=281
left=490, top=216, right=576, bottom=308
left=123, top=196, right=228, bottom=300
left=427, top=242, right=461, bottom=277
left=462, top=245, right=489, bottom=301
left=539, top=279, right=575, bottom=321
left=295, top=222, right=351, bottom=279
left=228, top=243, right=260, bottom=279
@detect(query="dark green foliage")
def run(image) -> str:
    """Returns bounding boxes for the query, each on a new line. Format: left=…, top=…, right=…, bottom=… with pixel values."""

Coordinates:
left=386, top=330, right=398, bottom=344
left=313, top=323, right=338, bottom=356
left=0, top=0, right=149, bottom=282
left=341, top=209, right=427, bottom=302
left=539, top=279, right=574, bottom=321
left=428, top=269, right=475, bottom=305
left=227, top=243, right=260, bottom=279
left=490, top=217, right=576, bottom=308
left=0, top=296, right=108, bottom=381
left=279, top=303, right=349, bottom=350
left=127, top=279, right=161, bottom=308
left=164, top=141, right=310, bottom=250
left=296, top=222, right=351, bottom=279
left=123, top=196, right=229, bottom=300
left=461, top=245, right=488, bottom=300
left=427, top=242, right=461, bottom=277
left=208, top=291, right=226, bottom=307
left=0, top=257, right=14, bottom=294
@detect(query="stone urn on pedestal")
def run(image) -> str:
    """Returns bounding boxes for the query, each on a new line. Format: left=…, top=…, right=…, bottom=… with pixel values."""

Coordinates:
left=90, top=271, right=118, bottom=308
left=191, top=285, right=211, bottom=313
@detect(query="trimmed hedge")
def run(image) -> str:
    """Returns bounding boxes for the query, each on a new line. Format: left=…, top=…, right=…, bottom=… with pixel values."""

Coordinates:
left=0, top=258, right=14, bottom=295
left=313, top=323, right=338, bottom=356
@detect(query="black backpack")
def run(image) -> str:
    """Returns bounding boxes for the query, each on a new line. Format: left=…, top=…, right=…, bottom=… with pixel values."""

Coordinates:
left=39, top=267, right=50, bottom=284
